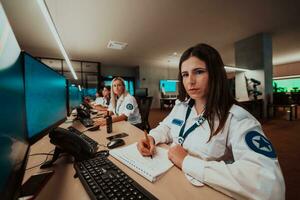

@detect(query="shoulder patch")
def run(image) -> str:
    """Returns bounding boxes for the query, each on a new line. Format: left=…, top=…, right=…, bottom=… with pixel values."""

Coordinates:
left=172, top=118, right=183, bottom=126
left=126, top=103, right=133, bottom=110
left=245, top=131, right=277, bottom=158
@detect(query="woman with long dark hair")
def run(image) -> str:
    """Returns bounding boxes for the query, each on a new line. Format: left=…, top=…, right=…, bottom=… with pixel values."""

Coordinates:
left=137, top=43, right=285, bottom=199
left=93, top=85, right=111, bottom=111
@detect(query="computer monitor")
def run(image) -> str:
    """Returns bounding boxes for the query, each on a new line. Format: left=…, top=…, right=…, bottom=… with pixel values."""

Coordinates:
left=135, top=88, right=148, bottom=97
left=24, top=53, right=67, bottom=144
left=0, top=5, right=29, bottom=199
left=83, top=88, right=97, bottom=98
left=67, top=82, right=83, bottom=115
left=159, top=80, right=178, bottom=93
left=273, top=78, right=300, bottom=93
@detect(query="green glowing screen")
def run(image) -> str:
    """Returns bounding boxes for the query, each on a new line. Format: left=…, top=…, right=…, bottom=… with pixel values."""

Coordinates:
left=273, top=78, right=300, bottom=92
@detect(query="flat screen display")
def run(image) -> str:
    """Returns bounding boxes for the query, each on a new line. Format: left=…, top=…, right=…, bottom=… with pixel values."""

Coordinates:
left=69, top=84, right=82, bottom=110
left=135, top=88, right=148, bottom=97
left=0, top=5, right=29, bottom=199
left=83, top=88, right=97, bottom=98
left=159, top=80, right=178, bottom=93
left=24, top=53, right=67, bottom=143
left=273, top=78, right=300, bottom=92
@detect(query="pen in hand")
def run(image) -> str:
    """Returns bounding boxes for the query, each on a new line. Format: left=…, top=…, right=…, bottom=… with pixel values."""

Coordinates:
left=144, top=130, right=152, bottom=159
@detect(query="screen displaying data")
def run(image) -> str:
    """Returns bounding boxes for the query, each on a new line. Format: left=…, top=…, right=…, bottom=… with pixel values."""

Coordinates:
left=0, top=5, right=29, bottom=199
left=69, top=84, right=82, bottom=110
left=24, top=53, right=67, bottom=142
left=160, top=80, right=178, bottom=93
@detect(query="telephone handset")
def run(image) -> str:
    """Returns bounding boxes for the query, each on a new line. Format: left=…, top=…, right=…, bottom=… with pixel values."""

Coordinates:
left=77, top=107, right=90, bottom=119
left=82, top=102, right=98, bottom=115
left=50, top=127, right=96, bottom=157
left=76, top=107, right=94, bottom=127
left=82, top=102, right=93, bottom=110
left=41, top=127, right=96, bottom=168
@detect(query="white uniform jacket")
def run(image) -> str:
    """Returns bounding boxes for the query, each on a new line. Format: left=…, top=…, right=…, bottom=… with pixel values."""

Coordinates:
left=108, top=94, right=141, bottom=125
left=149, top=100, right=285, bottom=200
left=94, top=97, right=109, bottom=107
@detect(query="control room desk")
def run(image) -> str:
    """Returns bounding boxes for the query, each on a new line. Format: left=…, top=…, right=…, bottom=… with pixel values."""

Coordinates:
left=24, top=121, right=230, bottom=200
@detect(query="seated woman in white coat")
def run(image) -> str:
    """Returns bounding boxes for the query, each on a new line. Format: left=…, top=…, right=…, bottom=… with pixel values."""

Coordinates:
left=95, top=77, right=141, bottom=126
left=137, top=43, right=285, bottom=200
left=92, top=85, right=111, bottom=111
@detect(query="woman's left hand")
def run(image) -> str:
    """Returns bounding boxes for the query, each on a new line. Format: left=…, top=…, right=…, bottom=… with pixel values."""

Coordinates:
left=168, top=144, right=188, bottom=169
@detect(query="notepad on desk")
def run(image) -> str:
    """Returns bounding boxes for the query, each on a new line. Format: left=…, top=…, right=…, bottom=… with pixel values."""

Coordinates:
left=109, top=142, right=173, bottom=182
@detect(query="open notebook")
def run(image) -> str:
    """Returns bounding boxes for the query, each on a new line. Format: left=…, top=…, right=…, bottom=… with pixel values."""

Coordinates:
left=109, top=142, right=173, bottom=182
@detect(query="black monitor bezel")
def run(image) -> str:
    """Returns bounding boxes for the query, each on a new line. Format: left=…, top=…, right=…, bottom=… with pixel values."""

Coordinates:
left=23, top=52, right=67, bottom=145
left=66, top=79, right=71, bottom=116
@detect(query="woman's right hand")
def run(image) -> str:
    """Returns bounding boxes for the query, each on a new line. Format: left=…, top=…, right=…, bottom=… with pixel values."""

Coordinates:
left=137, top=135, right=156, bottom=157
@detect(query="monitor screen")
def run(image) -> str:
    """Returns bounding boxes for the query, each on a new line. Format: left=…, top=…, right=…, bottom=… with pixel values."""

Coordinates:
left=159, top=80, right=178, bottom=93
left=273, top=78, right=300, bottom=93
left=135, top=88, right=148, bottom=97
left=83, top=88, right=97, bottom=98
left=0, top=5, right=29, bottom=199
left=24, top=53, right=67, bottom=144
left=69, top=84, right=82, bottom=111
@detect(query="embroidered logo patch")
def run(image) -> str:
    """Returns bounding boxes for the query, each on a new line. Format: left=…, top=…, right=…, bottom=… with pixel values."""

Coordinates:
left=172, top=118, right=183, bottom=126
left=126, top=103, right=133, bottom=110
left=245, top=131, right=277, bottom=158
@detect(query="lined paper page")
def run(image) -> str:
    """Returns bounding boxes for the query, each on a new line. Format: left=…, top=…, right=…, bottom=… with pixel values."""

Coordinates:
left=110, top=142, right=173, bottom=182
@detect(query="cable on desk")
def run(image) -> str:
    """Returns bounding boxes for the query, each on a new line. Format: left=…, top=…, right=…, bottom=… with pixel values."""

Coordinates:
left=26, top=144, right=107, bottom=170
left=29, top=152, right=54, bottom=156
left=26, top=149, right=55, bottom=171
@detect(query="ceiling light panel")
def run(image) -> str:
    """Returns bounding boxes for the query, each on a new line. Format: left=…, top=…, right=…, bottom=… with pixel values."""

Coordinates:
left=107, top=40, right=128, bottom=50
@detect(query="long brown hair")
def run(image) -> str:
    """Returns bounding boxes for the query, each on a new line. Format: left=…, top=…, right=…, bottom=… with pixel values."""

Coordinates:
left=178, top=43, right=236, bottom=141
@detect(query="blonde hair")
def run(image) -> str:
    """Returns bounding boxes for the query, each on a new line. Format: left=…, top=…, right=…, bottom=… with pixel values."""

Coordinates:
left=110, top=77, right=129, bottom=109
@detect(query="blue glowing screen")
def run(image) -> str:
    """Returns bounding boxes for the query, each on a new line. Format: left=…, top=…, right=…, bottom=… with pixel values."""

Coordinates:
left=83, top=88, right=97, bottom=98
left=69, top=85, right=82, bottom=110
left=159, top=80, right=178, bottom=93
left=24, top=54, right=67, bottom=140
left=0, top=6, right=28, bottom=198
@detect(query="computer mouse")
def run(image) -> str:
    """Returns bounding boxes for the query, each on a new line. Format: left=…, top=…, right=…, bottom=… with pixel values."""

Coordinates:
left=107, top=138, right=125, bottom=149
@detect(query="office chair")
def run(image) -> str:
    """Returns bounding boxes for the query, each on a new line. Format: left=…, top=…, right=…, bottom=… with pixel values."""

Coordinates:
left=136, top=96, right=153, bottom=132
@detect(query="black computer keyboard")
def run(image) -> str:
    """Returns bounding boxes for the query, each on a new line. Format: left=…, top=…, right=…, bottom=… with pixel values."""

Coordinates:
left=68, top=126, right=98, bottom=151
left=80, top=118, right=94, bottom=127
left=74, top=155, right=158, bottom=200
